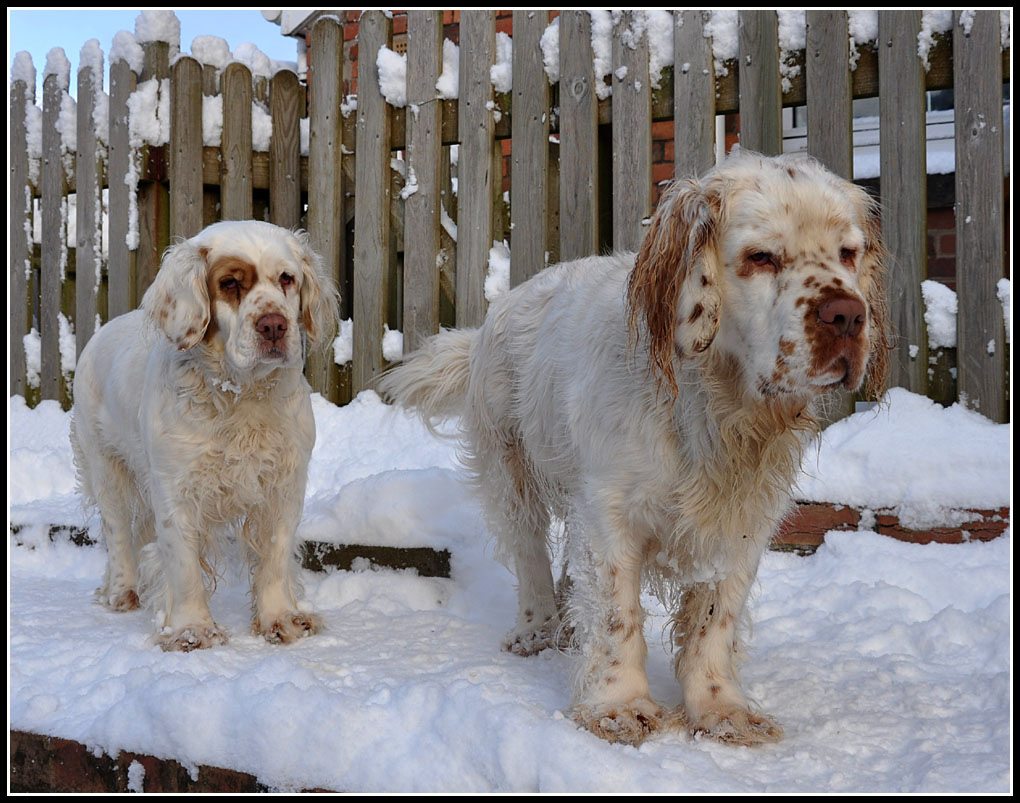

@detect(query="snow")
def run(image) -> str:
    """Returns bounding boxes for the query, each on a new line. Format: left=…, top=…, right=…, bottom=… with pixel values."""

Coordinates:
left=7, top=387, right=1012, bottom=792
left=704, top=10, right=738, bottom=77
left=382, top=325, right=404, bottom=363
left=23, top=330, right=42, bottom=388
left=92, top=89, right=110, bottom=146
left=644, top=11, right=674, bottom=90
left=996, top=279, right=1010, bottom=343
left=110, top=31, right=145, bottom=74
left=251, top=102, right=272, bottom=152
left=127, top=78, right=170, bottom=148
left=440, top=204, right=458, bottom=242
left=12, top=50, right=36, bottom=93
left=127, top=760, right=145, bottom=793
left=134, top=10, right=181, bottom=51
left=43, top=47, right=71, bottom=92
left=435, top=38, right=459, bottom=100
left=540, top=17, right=560, bottom=84
left=399, top=166, right=419, bottom=200
left=78, top=39, right=103, bottom=79
left=56, top=92, right=77, bottom=154
left=233, top=42, right=273, bottom=79
left=332, top=318, right=354, bottom=366
left=959, top=10, right=976, bottom=37
left=190, top=35, right=231, bottom=70
left=202, top=94, right=224, bottom=147
left=376, top=45, right=407, bottom=108
left=57, top=312, right=77, bottom=378
left=485, top=240, right=511, bottom=302
left=588, top=10, right=614, bottom=99
left=918, top=10, right=953, bottom=71
left=920, top=279, right=957, bottom=349
left=795, top=388, right=1008, bottom=527
left=490, top=32, right=513, bottom=93
left=777, top=11, right=805, bottom=93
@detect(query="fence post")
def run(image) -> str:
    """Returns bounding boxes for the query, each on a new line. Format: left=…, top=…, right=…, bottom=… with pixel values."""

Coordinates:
left=269, top=69, right=303, bottom=230
left=674, top=11, right=715, bottom=179
left=74, top=45, right=104, bottom=358
left=879, top=11, right=929, bottom=395
left=401, top=10, right=443, bottom=354
left=737, top=11, right=782, bottom=155
left=510, top=10, right=550, bottom=286
left=306, top=17, right=345, bottom=403
left=40, top=64, right=68, bottom=403
left=220, top=63, right=254, bottom=221
left=10, top=61, right=32, bottom=397
left=456, top=10, right=496, bottom=327
left=169, top=56, right=203, bottom=239
left=612, top=11, right=652, bottom=252
left=352, top=10, right=394, bottom=393
left=107, top=54, right=138, bottom=319
left=954, top=11, right=1006, bottom=422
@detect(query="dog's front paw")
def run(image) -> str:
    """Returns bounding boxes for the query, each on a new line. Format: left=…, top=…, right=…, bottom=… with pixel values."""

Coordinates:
left=572, top=697, right=666, bottom=746
left=158, top=623, right=229, bottom=652
left=502, top=612, right=571, bottom=656
left=690, top=707, right=783, bottom=745
left=97, top=587, right=140, bottom=612
left=255, top=611, right=322, bottom=644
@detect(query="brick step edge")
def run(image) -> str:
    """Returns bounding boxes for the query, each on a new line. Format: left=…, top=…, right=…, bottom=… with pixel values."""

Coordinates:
left=8, top=729, right=335, bottom=793
left=775, top=503, right=1010, bottom=554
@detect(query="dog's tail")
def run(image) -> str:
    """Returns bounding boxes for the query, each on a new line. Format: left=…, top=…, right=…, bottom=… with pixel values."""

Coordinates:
left=378, top=328, right=475, bottom=426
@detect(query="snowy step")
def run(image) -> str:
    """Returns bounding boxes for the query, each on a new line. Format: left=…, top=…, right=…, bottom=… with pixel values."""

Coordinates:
left=8, top=524, right=451, bottom=578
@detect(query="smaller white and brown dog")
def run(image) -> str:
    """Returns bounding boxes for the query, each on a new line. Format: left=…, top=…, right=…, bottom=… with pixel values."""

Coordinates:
left=71, top=221, right=338, bottom=651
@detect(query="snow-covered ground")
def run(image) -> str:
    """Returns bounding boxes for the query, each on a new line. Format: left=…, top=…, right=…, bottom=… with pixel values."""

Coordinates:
left=7, top=390, right=1011, bottom=792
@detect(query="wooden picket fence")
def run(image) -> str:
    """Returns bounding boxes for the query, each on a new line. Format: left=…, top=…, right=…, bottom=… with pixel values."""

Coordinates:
left=8, top=10, right=1009, bottom=422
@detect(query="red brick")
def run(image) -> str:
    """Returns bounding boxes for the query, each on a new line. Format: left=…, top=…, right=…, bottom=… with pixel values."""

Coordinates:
left=651, top=120, right=672, bottom=140
left=663, top=139, right=674, bottom=163
left=652, top=161, right=674, bottom=186
left=938, top=232, right=956, bottom=256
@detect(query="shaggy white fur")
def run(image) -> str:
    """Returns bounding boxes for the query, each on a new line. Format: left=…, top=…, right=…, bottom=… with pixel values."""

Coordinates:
left=380, top=152, right=889, bottom=746
left=71, top=221, right=338, bottom=651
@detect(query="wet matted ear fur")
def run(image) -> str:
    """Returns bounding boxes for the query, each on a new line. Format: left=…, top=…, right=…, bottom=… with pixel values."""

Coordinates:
left=142, top=239, right=211, bottom=350
left=626, top=178, right=723, bottom=397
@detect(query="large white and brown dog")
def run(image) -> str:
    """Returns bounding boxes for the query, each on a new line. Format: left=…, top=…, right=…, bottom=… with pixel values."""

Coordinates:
left=71, top=221, right=338, bottom=651
left=380, top=152, right=889, bottom=745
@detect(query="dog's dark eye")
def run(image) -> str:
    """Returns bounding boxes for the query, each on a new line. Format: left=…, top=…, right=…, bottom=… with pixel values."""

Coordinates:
left=219, top=277, right=239, bottom=292
left=748, top=251, right=777, bottom=270
left=280, top=273, right=295, bottom=289
left=839, top=247, right=857, bottom=267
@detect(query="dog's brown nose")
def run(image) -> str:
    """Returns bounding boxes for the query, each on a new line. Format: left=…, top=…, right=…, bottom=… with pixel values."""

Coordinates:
left=256, top=313, right=288, bottom=343
left=817, top=297, right=866, bottom=338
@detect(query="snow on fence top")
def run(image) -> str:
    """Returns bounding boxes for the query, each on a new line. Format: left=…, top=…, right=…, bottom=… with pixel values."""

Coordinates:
left=134, top=9, right=180, bottom=51
left=110, top=30, right=144, bottom=73
left=42, top=47, right=70, bottom=91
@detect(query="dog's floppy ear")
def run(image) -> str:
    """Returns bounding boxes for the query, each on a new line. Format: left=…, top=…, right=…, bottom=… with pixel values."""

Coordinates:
left=627, top=177, right=723, bottom=396
left=853, top=190, right=891, bottom=400
left=291, top=230, right=340, bottom=348
left=142, top=239, right=211, bottom=350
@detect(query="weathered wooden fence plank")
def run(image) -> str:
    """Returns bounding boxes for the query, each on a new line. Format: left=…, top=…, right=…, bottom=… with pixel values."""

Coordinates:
left=269, top=69, right=303, bottom=229
left=220, top=63, right=254, bottom=221
left=510, top=9, right=550, bottom=286
left=40, top=70, right=68, bottom=402
left=738, top=11, right=782, bottom=155
left=75, top=52, right=104, bottom=357
left=954, top=10, right=1006, bottom=422
left=107, top=57, right=137, bottom=319
left=306, top=17, right=345, bottom=402
left=674, top=11, right=715, bottom=179
left=612, top=11, right=652, bottom=252
left=806, top=11, right=856, bottom=422
left=352, top=11, right=394, bottom=392
left=879, top=11, right=928, bottom=394
left=401, top=10, right=443, bottom=354
left=169, top=56, right=203, bottom=239
left=10, top=72, right=32, bottom=396
left=455, top=10, right=496, bottom=327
